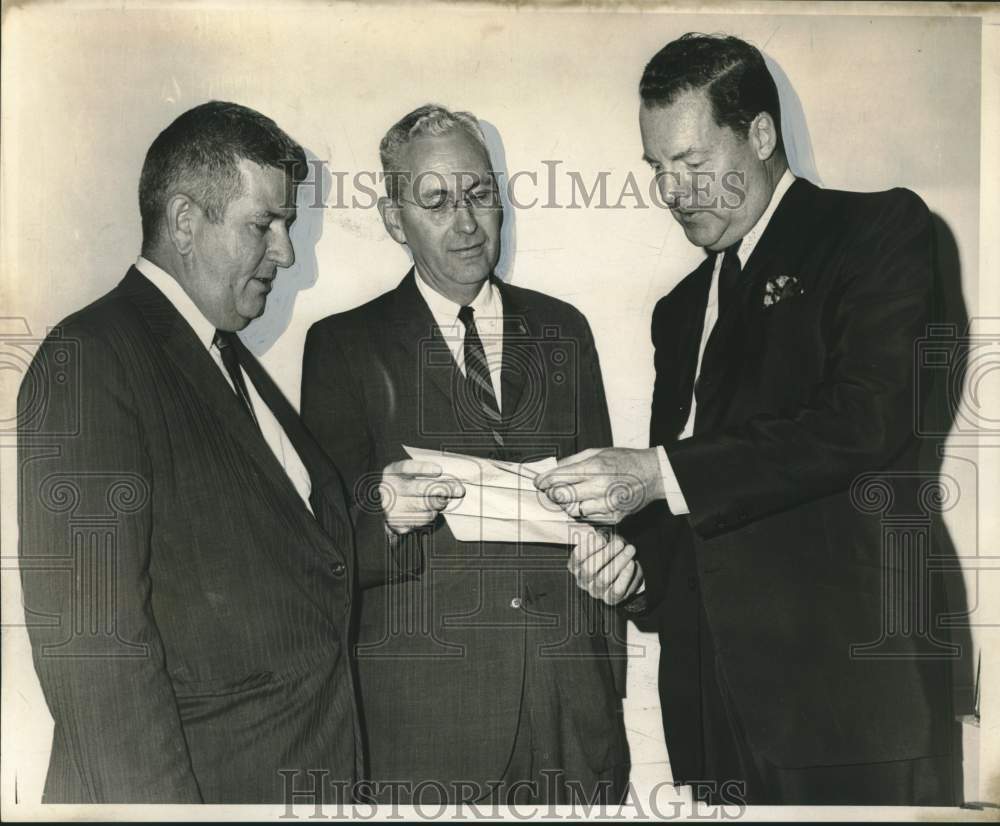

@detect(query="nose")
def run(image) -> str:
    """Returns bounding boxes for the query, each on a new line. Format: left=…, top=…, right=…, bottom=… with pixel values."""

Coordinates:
left=657, top=169, right=691, bottom=209
left=452, top=202, right=479, bottom=235
left=269, top=227, right=295, bottom=268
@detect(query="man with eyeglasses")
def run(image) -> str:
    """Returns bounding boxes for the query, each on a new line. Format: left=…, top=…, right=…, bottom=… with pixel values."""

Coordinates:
left=301, top=104, right=635, bottom=804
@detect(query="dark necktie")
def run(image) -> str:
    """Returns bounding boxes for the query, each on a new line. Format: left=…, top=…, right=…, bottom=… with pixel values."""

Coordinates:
left=213, top=330, right=260, bottom=430
left=694, top=241, right=744, bottom=432
left=214, top=332, right=345, bottom=536
left=716, top=241, right=743, bottom=318
left=457, top=305, right=504, bottom=447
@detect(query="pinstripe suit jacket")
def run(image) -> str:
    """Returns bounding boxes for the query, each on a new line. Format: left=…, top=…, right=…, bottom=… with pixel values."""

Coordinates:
left=17, top=267, right=361, bottom=803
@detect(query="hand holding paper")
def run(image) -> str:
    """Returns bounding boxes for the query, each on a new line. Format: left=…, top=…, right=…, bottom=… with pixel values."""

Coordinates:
left=402, top=445, right=601, bottom=545
left=534, top=446, right=664, bottom=525
left=381, top=459, right=466, bottom=535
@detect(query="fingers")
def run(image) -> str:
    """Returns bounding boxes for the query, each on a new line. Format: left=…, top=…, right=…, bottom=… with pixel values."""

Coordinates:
left=606, top=559, right=643, bottom=605
left=567, top=528, right=611, bottom=570
left=382, top=461, right=465, bottom=534
left=535, top=448, right=602, bottom=490
left=383, top=459, right=443, bottom=478
left=568, top=533, right=637, bottom=601
left=543, top=477, right=642, bottom=526
left=382, top=462, right=464, bottom=500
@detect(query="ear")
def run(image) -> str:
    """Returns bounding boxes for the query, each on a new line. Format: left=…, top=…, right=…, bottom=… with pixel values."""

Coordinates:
left=748, top=112, right=779, bottom=162
left=165, top=193, right=198, bottom=256
left=377, top=196, right=407, bottom=245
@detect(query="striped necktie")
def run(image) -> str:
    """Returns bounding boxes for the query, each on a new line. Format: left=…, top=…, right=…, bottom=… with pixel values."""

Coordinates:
left=457, top=305, right=504, bottom=447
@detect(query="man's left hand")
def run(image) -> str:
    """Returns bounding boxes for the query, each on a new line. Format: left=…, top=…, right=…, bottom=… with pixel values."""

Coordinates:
left=535, top=447, right=663, bottom=525
left=568, top=529, right=644, bottom=605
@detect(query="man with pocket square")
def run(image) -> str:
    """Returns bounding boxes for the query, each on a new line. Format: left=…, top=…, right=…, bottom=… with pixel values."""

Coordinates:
left=537, top=33, right=960, bottom=805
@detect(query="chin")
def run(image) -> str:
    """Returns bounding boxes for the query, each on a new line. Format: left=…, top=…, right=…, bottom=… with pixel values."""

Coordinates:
left=241, top=299, right=268, bottom=322
left=683, top=222, right=728, bottom=250
left=453, top=265, right=493, bottom=284
left=682, top=227, right=711, bottom=248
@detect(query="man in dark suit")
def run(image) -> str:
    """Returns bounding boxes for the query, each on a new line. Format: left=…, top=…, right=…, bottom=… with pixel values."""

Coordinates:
left=301, top=104, right=637, bottom=804
left=17, top=101, right=360, bottom=803
left=537, top=34, right=960, bottom=805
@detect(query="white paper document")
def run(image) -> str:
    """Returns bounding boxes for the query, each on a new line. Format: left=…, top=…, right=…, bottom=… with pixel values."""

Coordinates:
left=403, top=445, right=599, bottom=545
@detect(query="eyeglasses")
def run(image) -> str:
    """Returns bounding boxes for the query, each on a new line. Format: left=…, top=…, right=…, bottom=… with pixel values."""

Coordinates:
left=398, top=187, right=502, bottom=220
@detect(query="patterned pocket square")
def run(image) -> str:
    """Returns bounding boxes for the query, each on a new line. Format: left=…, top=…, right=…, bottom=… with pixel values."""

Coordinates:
left=763, top=274, right=803, bottom=308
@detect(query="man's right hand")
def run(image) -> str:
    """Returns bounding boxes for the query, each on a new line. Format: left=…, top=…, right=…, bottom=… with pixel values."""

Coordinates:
left=381, top=460, right=465, bottom=535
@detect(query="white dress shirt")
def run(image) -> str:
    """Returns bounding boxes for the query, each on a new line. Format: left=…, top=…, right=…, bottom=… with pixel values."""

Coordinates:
left=136, top=256, right=314, bottom=512
left=657, top=169, right=796, bottom=515
left=414, top=270, right=504, bottom=407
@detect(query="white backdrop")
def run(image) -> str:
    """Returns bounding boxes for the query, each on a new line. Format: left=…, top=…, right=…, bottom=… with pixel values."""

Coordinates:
left=1, top=2, right=993, bottom=814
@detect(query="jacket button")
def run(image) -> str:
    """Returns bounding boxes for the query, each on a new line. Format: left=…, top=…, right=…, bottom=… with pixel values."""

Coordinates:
left=330, top=562, right=346, bottom=577
left=510, top=597, right=523, bottom=609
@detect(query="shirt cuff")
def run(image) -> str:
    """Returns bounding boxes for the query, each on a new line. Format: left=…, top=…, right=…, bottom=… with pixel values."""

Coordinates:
left=656, top=445, right=690, bottom=516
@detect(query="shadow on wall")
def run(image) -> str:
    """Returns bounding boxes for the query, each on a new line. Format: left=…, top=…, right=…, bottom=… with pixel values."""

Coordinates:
left=240, top=147, right=331, bottom=357
left=480, top=119, right=516, bottom=283
left=923, top=212, right=975, bottom=711
left=765, top=54, right=822, bottom=186
left=912, top=212, right=975, bottom=802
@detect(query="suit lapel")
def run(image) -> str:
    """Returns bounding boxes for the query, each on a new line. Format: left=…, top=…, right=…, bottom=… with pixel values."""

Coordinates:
left=234, top=337, right=353, bottom=548
left=232, top=337, right=338, bottom=491
left=651, top=259, right=713, bottom=444
left=694, top=179, right=819, bottom=433
left=386, top=269, right=459, bottom=409
left=119, top=268, right=319, bottom=522
left=738, top=178, right=819, bottom=315
left=495, top=278, right=533, bottom=432
left=383, top=271, right=545, bottom=444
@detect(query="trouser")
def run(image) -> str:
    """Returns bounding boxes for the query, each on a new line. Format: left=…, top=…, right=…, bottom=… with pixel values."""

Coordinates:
left=661, top=536, right=957, bottom=806
left=491, top=623, right=629, bottom=806
left=694, top=596, right=956, bottom=805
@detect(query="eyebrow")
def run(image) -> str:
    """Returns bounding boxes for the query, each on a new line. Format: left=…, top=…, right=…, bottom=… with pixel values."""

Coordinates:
left=252, top=209, right=295, bottom=221
left=642, top=147, right=704, bottom=165
left=415, top=185, right=449, bottom=196
left=416, top=174, right=490, bottom=193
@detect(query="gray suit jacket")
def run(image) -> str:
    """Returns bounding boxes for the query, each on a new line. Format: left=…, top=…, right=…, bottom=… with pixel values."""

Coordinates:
left=301, top=271, right=629, bottom=796
left=18, top=267, right=361, bottom=803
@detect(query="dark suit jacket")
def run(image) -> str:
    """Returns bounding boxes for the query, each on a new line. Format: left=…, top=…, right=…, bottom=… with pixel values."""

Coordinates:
left=637, top=179, right=956, bottom=773
left=301, top=270, right=628, bottom=793
left=17, top=267, right=361, bottom=803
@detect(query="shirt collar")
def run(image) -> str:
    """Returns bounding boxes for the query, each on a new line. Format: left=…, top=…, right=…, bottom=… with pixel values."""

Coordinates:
left=734, top=168, right=796, bottom=268
left=135, top=256, right=218, bottom=350
left=413, top=268, right=499, bottom=331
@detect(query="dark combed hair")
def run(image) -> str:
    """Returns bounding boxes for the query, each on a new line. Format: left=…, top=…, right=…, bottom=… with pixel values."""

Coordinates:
left=138, top=100, right=307, bottom=247
left=640, top=33, right=783, bottom=150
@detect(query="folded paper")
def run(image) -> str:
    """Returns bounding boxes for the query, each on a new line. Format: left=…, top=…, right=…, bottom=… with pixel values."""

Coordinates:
left=403, top=445, right=598, bottom=545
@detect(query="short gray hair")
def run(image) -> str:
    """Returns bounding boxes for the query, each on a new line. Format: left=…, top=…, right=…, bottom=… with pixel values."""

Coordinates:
left=379, top=104, right=490, bottom=201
